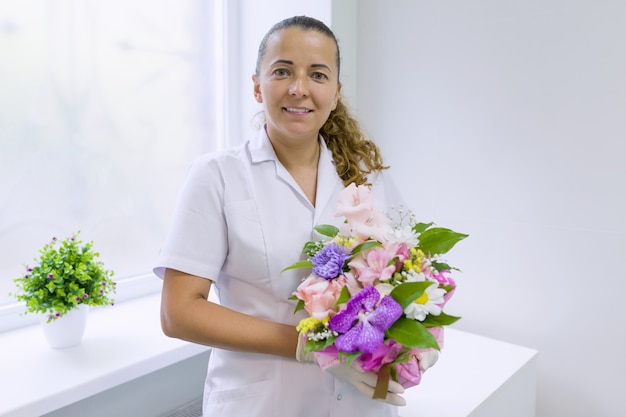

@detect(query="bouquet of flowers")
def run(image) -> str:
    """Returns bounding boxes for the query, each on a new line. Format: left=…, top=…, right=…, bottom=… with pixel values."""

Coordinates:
left=284, top=183, right=467, bottom=398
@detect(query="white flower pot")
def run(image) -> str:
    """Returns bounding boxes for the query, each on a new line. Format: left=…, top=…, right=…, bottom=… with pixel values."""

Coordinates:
left=40, top=304, right=89, bottom=349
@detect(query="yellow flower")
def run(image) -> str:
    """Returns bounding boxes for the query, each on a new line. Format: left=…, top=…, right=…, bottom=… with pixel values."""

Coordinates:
left=296, top=316, right=331, bottom=333
left=403, top=259, right=414, bottom=270
left=404, top=248, right=425, bottom=272
left=333, top=235, right=355, bottom=249
left=297, top=317, right=321, bottom=333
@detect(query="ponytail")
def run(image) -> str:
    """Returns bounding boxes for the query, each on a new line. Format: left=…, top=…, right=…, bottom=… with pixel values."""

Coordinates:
left=321, top=99, right=388, bottom=187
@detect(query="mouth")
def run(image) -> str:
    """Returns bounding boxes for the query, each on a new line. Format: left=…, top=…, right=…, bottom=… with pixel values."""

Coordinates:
left=283, top=107, right=313, bottom=114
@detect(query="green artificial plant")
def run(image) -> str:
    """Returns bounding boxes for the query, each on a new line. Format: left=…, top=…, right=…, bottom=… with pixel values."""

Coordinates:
left=12, top=231, right=116, bottom=322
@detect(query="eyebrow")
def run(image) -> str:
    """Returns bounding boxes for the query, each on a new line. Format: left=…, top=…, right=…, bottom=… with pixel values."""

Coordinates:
left=270, top=59, right=333, bottom=73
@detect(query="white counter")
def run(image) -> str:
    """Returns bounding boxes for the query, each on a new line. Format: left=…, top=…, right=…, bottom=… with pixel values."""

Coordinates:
left=0, top=294, right=208, bottom=417
left=402, top=329, right=538, bottom=417
left=0, top=293, right=537, bottom=417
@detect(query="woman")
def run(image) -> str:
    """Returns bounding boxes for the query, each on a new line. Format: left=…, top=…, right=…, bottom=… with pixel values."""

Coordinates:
left=155, top=16, right=408, bottom=417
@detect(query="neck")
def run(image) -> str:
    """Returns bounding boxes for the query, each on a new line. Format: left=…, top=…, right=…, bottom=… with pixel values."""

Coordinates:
left=266, top=130, right=321, bottom=206
left=268, top=133, right=321, bottom=171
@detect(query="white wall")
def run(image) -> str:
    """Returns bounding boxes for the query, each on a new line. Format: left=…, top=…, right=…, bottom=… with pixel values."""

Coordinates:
left=331, top=0, right=359, bottom=108
left=350, top=1, right=626, bottom=416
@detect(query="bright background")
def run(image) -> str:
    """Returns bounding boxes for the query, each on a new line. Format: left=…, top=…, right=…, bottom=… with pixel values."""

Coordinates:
left=348, top=2, right=626, bottom=417
left=0, top=0, right=222, bottom=309
left=233, top=1, right=626, bottom=416
left=1, top=1, right=624, bottom=416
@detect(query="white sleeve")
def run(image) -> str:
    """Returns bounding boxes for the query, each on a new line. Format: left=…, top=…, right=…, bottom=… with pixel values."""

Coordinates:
left=153, top=155, right=227, bottom=281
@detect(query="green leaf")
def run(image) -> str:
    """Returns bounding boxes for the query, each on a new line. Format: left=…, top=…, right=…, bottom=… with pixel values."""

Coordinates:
left=303, top=241, right=321, bottom=257
left=391, top=346, right=417, bottom=365
left=334, top=285, right=351, bottom=306
left=389, top=281, right=433, bottom=309
left=315, top=224, right=339, bottom=237
left=421, top=312, right=461, bottom=327
left=412, top=222, right=434, bottom=234
left=387, top=257, right=399, bottom=267
left=338, top=350, right=362, bottom=367
left=386, top=318, right=440, bottom=350
left=418, top=227, right=468, bottom=255
left=441, top=284, right=456, bottom=294
left=351, top=240, right=382, bottom=256
left=292, top=299, right=305, bottom=314
left=304, top=334, right=336, bottom=354
left=281, top=260, right=313, bottom=273
left=432, top=261, right=454, bottom=271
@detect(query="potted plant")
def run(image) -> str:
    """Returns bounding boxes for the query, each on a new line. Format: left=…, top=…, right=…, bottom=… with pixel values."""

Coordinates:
left=12, top=231, right=116, bottom=348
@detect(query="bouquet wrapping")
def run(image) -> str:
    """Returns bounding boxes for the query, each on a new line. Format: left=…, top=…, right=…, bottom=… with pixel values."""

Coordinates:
left=284, top=183, right=467, bottom=397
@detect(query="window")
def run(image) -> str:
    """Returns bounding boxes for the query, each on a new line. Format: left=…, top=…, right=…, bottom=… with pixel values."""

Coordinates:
left=0, top=0, right=224, bottom=328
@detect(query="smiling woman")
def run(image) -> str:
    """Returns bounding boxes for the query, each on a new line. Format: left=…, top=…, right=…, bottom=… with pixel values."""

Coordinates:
left=0, top=1, right=224, bottom=321
left=253, top=27, right=341, bottom=147
left=155, top=15, right=404, bottom=417
left=252, top=26, right=342, bottom=204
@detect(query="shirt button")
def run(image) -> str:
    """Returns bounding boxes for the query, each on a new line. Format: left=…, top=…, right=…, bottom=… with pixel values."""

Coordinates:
left=337, top=394, right=342, bottom=401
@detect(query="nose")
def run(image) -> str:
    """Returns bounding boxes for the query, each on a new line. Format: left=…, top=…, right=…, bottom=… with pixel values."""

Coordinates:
left=289, top=74, right=309, bottom=97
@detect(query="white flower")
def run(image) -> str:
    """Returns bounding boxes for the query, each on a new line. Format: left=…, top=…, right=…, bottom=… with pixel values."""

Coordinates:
left=404, top=283, right=447, bottom=321
left=404, top=269, right=426, bottom=282
left=375, top=283, right=395, bottom=297
left=385, top=225, right=419, bottom=247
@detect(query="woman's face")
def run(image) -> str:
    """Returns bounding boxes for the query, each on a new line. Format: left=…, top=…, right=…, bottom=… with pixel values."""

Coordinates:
left=253, top=27, right=341, bottom=145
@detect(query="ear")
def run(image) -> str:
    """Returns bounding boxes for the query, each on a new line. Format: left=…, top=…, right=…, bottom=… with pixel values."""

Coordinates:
left=252, top=74, right=263, bottom=103
left=331, top=83, right=342, bottom=111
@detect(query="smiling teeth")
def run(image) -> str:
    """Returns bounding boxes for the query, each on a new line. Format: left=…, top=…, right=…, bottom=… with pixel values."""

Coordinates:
left=285, top=107, right=311, bottom=113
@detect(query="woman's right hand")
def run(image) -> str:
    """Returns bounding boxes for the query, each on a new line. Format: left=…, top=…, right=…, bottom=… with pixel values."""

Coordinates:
left=327, top=362, right=406, bottom=406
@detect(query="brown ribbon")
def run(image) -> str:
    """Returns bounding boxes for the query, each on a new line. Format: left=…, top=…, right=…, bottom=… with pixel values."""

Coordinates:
left=372, top=362, right=392, bottom=400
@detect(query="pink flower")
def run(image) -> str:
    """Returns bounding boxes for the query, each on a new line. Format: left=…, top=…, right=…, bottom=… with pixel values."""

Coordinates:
left=342, top=271, right=362, bottom=298
left=357, top=339, right=404, bottom=373
left=349, top=247, right=396, bottom=286
left=430, top=269, right=456, bottom=306
left=295, top=275, right=346, bottom=320
left=335, top=183, right=375, bottom=224
left=373, top=328, right=445, bottom=389
left=313, top=344, right=341, bottom=370
left=429, top=326, right=445, bottom=349
left=387, top=241, right=410, bottom=270
left=313, top=331, right=444, bottom=389
left=411, top=326, right=444, bottom=377
left=443, top=287, right=456, bottom=305
left=314, top=342, right=420, bottom=387
left=335, top=183, right=392, bottom=242
left=395, top=355, right=422, bottom=388
left=434, top=269, right=456, bottom=286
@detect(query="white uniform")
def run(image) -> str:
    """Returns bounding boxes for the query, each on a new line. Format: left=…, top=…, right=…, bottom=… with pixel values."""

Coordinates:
left=154, top=128, right=402, bottom=417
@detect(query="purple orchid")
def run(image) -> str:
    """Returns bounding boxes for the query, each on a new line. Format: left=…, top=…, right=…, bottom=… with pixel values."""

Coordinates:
left=328, top=285, right=402, bottom=354
left=311, top=242, right=350, bottom=280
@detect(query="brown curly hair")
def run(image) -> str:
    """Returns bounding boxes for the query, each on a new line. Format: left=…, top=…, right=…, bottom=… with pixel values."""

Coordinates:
left=321, top=99, right=388, bottom=186
left=255, top=16, right=388, bottom=186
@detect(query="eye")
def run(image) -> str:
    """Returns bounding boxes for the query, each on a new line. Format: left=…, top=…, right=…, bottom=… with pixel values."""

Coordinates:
left=311, top=72, right=329, bottom=81
left=273, top=68, right=289, bottom=77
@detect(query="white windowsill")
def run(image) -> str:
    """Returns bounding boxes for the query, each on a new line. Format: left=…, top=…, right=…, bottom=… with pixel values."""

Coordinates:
left=0, top=285, right=538, bottom=417
left=0, top=293, right=209, bottom=417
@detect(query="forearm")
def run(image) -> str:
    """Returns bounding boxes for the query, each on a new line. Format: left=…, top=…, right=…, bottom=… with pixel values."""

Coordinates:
left=160, top=268, right=299, bottom=358
left=162, top=297, right=298, bottom=357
